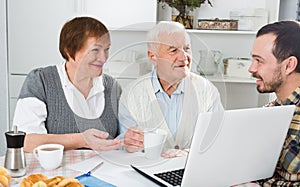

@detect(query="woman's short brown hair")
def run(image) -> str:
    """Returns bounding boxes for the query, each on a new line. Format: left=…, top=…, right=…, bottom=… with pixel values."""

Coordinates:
left=59, top=16, right=109, bottom=61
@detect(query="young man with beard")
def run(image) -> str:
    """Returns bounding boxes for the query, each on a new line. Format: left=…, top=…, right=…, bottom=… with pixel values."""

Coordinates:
left=248, top=20, right=300, bottom=186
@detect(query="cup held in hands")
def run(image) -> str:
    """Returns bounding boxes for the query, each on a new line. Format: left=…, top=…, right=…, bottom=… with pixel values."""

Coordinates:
left=33, top=144, right=64, bottom=170
left=144, top=129, right=167, bottom=160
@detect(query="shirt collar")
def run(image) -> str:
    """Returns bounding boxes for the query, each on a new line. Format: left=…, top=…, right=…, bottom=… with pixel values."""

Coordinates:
left=151, top=69, right=185, bottom=95
left=58, top=62, right=104, bottom=93
left=274, top=86, right=300, bottom=106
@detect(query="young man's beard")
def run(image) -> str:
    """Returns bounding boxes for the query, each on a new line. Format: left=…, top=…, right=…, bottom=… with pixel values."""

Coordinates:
left=253, top=67, right=283, bottom=93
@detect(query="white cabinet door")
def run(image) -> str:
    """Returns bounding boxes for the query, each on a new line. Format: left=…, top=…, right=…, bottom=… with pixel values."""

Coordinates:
left=7, top=0, right=78, bottom=126
left=279, top=0, right=298, bottom=20
left=7, top=0, right=77, bottom=74
left=81, top=0, right=157, bottom=30
left=7, top=0, right=157, bottom=74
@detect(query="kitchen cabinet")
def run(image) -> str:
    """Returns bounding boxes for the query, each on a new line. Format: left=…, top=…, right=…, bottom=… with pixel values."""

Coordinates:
left=7, top=0, right=76, bottom=125
left=6, top=0, right=284, bottom=125
left=205, top=76, right=270, bottom=109
left=196, top=0, right=279, bottom=24
left=279, top=0, right=299, bottom=20
left=185, top=0, right=280, bottom=59
left=180, top=0, right=281, bottom=109
left=7, top=0, right=156, bottom=75
left=82, top=0, right=156, bottom=30
left=6, top=0, right=156, bottom=125
left=185, top=31, right=259, bottom=109
left=7, top=0, right=75, bottom=75
left=0, top=0, right=8, bottom=156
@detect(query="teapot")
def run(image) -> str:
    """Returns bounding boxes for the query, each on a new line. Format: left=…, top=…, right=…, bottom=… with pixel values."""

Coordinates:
left=197, top=50, right=222, bottom=76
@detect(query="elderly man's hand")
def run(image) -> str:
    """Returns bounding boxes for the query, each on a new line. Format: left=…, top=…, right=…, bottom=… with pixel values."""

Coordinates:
left=161, top=149, right=188, bottom=158
left=231, top=183, right=261, bottom=187
left=124, top=126, right=144, bottom=153
left=82, top=128, right=122, bottom=151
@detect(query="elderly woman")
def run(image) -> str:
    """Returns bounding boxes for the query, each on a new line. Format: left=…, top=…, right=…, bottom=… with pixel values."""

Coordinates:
left=13, top=17, right=122, bottom=152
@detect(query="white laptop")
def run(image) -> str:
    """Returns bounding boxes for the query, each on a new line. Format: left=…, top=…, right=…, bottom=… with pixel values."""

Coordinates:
left=131, top=105, right=295, bottom=187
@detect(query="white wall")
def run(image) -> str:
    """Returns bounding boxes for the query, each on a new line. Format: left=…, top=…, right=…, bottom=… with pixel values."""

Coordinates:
left=0, top=0, right=9, bottom=156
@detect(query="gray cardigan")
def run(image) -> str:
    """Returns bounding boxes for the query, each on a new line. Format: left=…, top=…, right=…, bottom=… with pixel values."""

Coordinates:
left=19, top=66, right=121, bottom=138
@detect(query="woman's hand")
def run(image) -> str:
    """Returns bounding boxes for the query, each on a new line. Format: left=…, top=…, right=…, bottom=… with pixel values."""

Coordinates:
left=82, top=129, right=122, bottom=151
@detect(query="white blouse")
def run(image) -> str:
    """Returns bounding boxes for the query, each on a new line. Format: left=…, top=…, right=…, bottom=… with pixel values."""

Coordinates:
left=13, top=62, right=105, bottom=134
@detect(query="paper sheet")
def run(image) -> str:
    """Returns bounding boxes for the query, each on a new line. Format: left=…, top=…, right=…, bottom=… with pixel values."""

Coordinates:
left=67, top=150, right=163, bottom=187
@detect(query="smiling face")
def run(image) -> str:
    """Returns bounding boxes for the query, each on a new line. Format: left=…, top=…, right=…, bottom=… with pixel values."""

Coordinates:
left=149, top=31, right=191, bottom=84
left=73, top=34, right=110, bottom=78
left=249, top=33, right=285, bottom=93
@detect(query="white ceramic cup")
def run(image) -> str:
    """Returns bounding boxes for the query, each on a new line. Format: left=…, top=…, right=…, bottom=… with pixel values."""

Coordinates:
left=144, top=129, right=167, bottom=159
left=33, top=144, right=64, bottom=170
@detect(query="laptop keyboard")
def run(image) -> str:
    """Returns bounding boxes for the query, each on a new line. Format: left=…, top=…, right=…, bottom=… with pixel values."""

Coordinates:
left=154, top=168, right=185, bottom=186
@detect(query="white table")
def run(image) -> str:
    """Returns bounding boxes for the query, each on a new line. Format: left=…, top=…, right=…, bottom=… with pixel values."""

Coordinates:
left=0, top=149, right=162, bottom=187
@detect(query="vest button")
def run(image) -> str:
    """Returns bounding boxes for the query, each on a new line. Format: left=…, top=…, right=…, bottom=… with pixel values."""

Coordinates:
left=174, top=145, right=179, bottom=149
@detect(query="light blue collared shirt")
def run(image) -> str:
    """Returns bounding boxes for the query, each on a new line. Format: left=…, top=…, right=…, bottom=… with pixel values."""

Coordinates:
left=118, top=69, right=185, bottom=139
left=151, top=70, right=184, bottom=138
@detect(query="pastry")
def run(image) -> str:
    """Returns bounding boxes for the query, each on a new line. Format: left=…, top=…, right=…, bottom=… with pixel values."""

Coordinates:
left=20, top=174, right=83, bottom=187
left=0, top=166, right=11, bottom=187
left=21, top=174, right=48, bottom=187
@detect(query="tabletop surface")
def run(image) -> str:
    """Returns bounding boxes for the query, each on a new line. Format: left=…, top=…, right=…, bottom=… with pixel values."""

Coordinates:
left=0, top=149, right=161, bottom=187
left=0, top=149, right=261, bottom=187
left=0, top=150, right=97, bottom=186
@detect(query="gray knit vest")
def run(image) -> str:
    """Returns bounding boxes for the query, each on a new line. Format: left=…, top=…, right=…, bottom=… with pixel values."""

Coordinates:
left=18, top=66, right=121, bottom=138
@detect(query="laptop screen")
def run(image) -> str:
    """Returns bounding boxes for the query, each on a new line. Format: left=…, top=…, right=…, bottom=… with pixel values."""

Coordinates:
left=132, top=105, right=295, bottom=187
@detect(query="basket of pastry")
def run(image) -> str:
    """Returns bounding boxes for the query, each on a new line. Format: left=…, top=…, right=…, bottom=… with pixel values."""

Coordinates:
left=20, top=174, right=84, bottom=187
left=0, top=166, right=11, bottom=187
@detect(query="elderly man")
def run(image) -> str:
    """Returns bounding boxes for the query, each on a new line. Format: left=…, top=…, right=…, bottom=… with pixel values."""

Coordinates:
left=248, top=20, right=300, bottom=186
left=118, top=21, right=223, bottom=157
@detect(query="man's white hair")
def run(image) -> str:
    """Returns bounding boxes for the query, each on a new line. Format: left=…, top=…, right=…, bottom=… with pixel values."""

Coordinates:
left=146, top=21, right=191, bottom=54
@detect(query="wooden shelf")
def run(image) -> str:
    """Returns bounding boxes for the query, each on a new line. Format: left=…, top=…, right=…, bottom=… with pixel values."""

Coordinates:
left=187, top=29, right=257, bottom=35
left=109, top=28, right=258, bottom=35
left=205, top=74, right=256, bottom=84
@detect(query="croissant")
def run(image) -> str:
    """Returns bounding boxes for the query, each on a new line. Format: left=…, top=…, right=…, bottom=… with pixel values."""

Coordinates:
left=20, top=174, right=84, bottom=187
left=0, top=166, right=11, bottom=187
